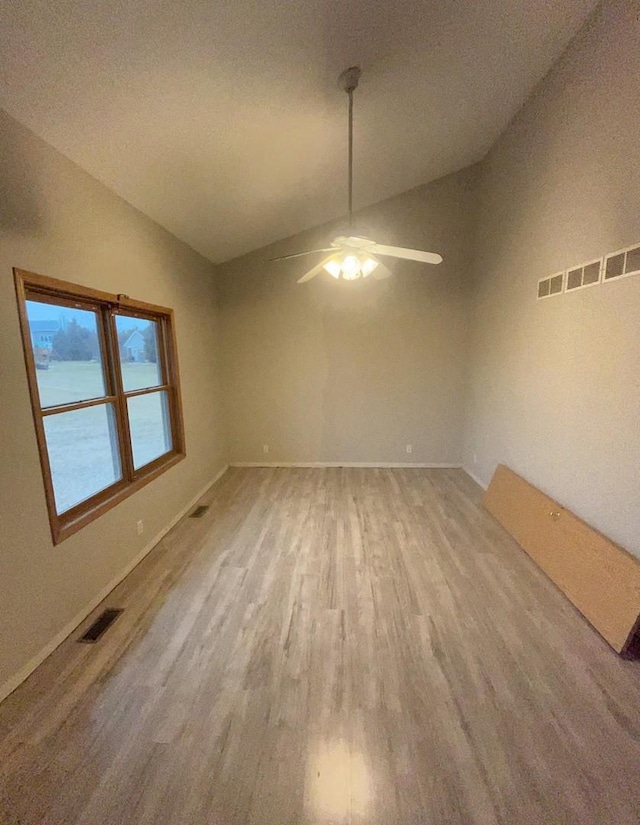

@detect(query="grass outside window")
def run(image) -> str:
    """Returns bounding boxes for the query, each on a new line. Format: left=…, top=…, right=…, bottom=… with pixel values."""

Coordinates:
left=14, top=269, right=185, bottom=544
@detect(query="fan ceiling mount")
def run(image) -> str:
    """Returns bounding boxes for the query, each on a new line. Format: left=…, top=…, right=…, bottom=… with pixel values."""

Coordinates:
left=271, top=66, right=443, bottom=283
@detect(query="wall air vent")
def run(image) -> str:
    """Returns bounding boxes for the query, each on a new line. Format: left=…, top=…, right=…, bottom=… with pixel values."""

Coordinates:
left=539, top=241, right=640, bottom=299
left=625, top=244, right=640, bottom=275
left=564, top=258, right=602, bottom=292
left=79, top=608, right=123, bottom=643
left=537, top=272, right=564, bottom=300
left=604, top=242, right=640, bottom=282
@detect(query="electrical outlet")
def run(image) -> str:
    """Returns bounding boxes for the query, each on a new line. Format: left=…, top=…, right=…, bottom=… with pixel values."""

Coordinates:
left=263, top=445, right=269, bottom=454
left=136, top=520, right=144, bottom=535
left=473, top=454, right=478, bottom=465
left=406, top=444, right=412, bottom=454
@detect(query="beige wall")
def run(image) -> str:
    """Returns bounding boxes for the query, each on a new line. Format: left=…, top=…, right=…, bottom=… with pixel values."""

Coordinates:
left=0, top=110, right=226, bottom=696
left=3, top=0, right=639, bottom=701
left=463, top=0, right=640, bottom=557
left=217, top=167, right=477, bottom=466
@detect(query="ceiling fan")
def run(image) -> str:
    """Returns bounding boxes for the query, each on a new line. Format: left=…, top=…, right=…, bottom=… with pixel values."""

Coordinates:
left=271, top=66, right=443, bottom=283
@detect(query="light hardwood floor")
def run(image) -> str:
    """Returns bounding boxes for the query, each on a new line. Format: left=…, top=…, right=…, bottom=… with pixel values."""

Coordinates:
left=1, top=468, right=639, bottom=825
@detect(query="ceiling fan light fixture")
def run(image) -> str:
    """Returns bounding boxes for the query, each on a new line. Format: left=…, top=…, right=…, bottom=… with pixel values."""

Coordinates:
left=324, top=258, right=342, bottom=279
left=360, top=256, right=378, bottom=277
left=322, top=253, right=378, bottom=281
left=341, top=254, right=361, bottom=280
left=277, top=67, right=443, bottom=284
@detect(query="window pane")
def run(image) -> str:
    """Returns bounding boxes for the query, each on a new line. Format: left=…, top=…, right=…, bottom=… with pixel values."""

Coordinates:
left=26, top=300, right=106, bottom=406
left=43, top=404, right=122, bottom=514
left=115, top=315, right=162, bottom=391
left=127, top=391, right=172, bottom=469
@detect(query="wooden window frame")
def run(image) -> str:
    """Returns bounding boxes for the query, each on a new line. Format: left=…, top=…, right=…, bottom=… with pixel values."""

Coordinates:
left=14, top=269, right=186, bottom=544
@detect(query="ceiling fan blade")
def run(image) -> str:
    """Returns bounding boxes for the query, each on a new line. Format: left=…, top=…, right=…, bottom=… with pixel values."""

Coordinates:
left=297, top=256, right=334, bottom=283
left=371, top=257, right=392, bottom=280
left=370, top=244, right=443, bottom=265
left=269, top=248, right=334, bottom=262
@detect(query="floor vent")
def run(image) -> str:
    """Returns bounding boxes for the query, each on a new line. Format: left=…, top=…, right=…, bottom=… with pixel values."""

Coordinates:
left=79, top=608, right=123, bottom=644
left=190, top=505, right=209, bottom=518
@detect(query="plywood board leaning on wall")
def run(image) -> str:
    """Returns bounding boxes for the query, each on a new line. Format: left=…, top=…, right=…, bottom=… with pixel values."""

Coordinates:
left=483, top=464, right=640, bottom=654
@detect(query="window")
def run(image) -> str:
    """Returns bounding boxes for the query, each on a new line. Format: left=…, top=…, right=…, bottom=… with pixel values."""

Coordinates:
left=14, top=269, right=185, bottom=543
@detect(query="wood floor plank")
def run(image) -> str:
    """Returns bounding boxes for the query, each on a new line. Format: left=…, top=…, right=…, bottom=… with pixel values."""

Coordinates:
left=1, top=468, right=639, bottom=825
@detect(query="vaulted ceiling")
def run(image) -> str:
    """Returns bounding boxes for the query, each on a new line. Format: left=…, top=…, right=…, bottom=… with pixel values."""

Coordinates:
left=0, top=0, right=598, bottom=263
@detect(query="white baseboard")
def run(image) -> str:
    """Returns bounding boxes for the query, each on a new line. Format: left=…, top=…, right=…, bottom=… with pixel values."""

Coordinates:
left=462, top=465, right=488, bottom=490
left=0, top=463, right=229, bottom=705
left=231, top=461, right=462, bottom=469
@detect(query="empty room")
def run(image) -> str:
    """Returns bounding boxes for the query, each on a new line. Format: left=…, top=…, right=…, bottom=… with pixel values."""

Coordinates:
left=1, top=1, right=639, bottom=823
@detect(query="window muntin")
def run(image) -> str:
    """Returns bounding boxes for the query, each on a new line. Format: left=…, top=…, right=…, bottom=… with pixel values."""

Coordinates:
left=15, top=270, right=185, bottom=543
left=114, top=311, right=173, bottom=471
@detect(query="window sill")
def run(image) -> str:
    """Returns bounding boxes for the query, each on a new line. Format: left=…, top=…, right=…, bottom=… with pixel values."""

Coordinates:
left=52, top=451, right=186, bottom=545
